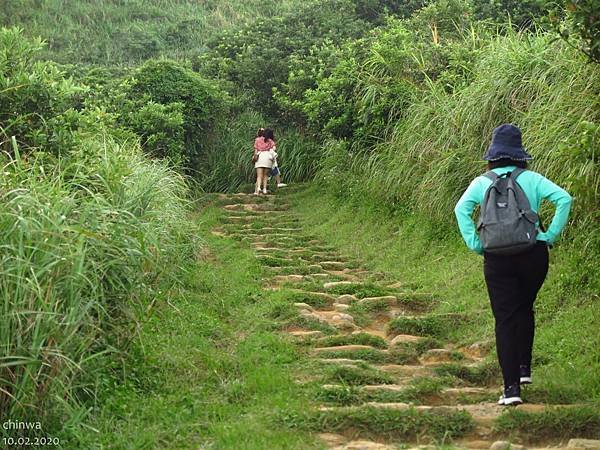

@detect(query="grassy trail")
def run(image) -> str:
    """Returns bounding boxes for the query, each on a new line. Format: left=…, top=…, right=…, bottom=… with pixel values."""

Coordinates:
left=88, top=187, right=599, bottom=449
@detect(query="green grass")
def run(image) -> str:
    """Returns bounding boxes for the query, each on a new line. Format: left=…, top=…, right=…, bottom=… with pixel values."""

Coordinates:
left=495, top=406, right=600, bottom=441
left=284, top=291, right=334, bottom=309
left=317, top=333, right=388, bottom=350
left=323, top=282, right=392, bottom=298
left=0, top=138, right=193, bottom=441
left=282, top=406, right=475, bottom=441
left=323, top=365, right=395, bottom=386
left=432, top=363, right=500, bottom=386
left=387, top=316, right=451, bottom=338
left=73, top=204, right=321, bottom=449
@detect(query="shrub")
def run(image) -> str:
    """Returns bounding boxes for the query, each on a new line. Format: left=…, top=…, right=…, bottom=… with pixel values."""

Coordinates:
left=129, top=59, right=230, bottom=173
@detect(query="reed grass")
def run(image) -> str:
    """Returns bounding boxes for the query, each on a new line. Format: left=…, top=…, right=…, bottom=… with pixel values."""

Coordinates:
left=0, top=137, right=193, bottom=434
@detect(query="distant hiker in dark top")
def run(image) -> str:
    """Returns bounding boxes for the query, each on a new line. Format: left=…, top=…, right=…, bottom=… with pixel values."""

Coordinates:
left=454, top=123, right=572, bottom=406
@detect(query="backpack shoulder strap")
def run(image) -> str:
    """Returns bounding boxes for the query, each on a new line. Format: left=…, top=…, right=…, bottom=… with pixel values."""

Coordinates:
left=482, top=171, right=498, bottom=182
left=509, top=167, right=527, bottom=180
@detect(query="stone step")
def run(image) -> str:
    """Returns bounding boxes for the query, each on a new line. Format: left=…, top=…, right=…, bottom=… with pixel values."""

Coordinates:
left=320, top=383, right=411, bottom=393
left=233, top=232, right=302, bottom=239
left=324, top=270, right=361, bottom=280
left=317, top=358, right=366, bottom=366
left=300, top=310, right=357, bottom=331
left=419, top=348, right=466, bottom=365
left=289, top=330, right=324, bottom=339
left=357, top=296, right=398, bottom=307
left=331, top=440, right=397, bottom=450
left=324, top=281, right=358, bottom=290
left=336, top=294, right=358, bottom=305
left=223, top=203, right=286, bottom=212
left=315, top=403, right=558, bottom=428
left=313, top=345, right=378, bottom=355
left=272, top=274, right=307, bottom=284
left=389, top=334, right=425, bottom=347
left=294, top=302, right=315, bottom=311
left=319, top=261, right=348, bottom=270
left=374, top=364, right=432, bottom=377
left=334, top=303, right=351, bottom=312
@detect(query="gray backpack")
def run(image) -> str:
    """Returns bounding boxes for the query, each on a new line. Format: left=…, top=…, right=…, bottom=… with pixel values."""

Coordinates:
left=477, top=168, right=539, bottom=255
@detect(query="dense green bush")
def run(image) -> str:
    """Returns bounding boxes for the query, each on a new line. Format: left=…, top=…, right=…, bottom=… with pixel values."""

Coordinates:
left=198, top=0, right=373, bottom=114
left=0, top=28, right=112, bottom=155
left=124, top=101, right=186, bottom=163
left=547, top=0, right=600, bottom=64
left=129, top=59, right=230, bottom=173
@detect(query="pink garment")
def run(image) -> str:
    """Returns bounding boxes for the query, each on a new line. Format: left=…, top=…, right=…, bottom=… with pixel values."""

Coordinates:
left=254, top=137, right=275, bottom=152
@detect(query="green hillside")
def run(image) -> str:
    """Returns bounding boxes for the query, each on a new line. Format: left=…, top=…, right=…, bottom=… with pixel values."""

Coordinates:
left=0, top=0, right=298, bottom=64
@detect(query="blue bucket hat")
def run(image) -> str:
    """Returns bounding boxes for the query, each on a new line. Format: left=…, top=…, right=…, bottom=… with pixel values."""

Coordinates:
left=483, top=124, right=533, bottom=161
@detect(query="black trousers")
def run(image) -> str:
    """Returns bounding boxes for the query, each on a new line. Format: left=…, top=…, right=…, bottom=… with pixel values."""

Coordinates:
left=483, top=242, right=549, bottom=387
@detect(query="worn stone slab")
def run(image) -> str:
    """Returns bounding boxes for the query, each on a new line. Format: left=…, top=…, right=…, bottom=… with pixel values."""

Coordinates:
left=324, top=281, right=357, bottom=290
left=313, top=344, right=377, bottom=354
left=337, top=294, right=358, bottom=304
left=272, top=274, right=306, bottom=283
left=334, top=303, right=351, bottom=312
left=568, top=439, right=600, bottom=449
left=318, top=433, right=347, bottom=447
left=319, top=261, right=347, bottom=270
left=293, top=302, right=314, bottom=311
left=289, top=330, right=323, bottom=339
left=419, top=348, right=457, bottom=365
left=357, top=296, right=397, bottom=307
left=390, top=334, right=423, bottom=346
left=375, top=364, right=431, bottom=377
left=461, top=340, right=494, bottom=359
left=490, top=441, right=526, bottom=450
left=332, top=441, right=398, bottom=450
left=317, top=358, right=364, bottom=366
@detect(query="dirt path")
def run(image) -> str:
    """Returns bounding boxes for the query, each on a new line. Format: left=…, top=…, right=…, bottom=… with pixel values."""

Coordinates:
left=212, top=192, right=597, bottom=450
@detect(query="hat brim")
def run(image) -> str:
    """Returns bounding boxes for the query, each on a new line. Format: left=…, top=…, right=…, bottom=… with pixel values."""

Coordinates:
left=483, top=145, right=533, bottom=161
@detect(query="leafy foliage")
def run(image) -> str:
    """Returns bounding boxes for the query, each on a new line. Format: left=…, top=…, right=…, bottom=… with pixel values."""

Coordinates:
left=128, top=59, right=230, bottom=172
left=197, top=0, right=373, bottom=113
left=548, top=0, right=600, bottom=64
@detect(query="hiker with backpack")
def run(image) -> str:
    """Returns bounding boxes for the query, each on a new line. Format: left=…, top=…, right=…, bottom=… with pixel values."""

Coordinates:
left=454, top=124, right=572, bottom=406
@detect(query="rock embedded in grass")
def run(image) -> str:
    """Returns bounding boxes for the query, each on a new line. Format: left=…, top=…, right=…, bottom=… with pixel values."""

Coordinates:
left=567, top=439, right=600, bottom=449
left=490, top=441, right=525, bottom=450
left=337, top=294, right=358, bottom=304
left=390, top=334, right=424, bottom=346
left=357, top=296, right=397, bottom=307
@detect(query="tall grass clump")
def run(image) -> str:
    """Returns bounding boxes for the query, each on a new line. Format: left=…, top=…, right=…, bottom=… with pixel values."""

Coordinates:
left=0, top=138, right=193, bottom=435
left=0, top=28, right=196, bottom=433
left=359, top=31, right=599, bottom=227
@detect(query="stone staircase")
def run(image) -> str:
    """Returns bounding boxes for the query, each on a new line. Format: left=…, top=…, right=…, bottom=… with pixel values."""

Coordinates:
left=211, top=192, right=599, bottom=450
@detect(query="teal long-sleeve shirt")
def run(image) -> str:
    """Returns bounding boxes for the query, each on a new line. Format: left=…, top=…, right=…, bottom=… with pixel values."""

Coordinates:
left=454, top=167, right=572, bottom=255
